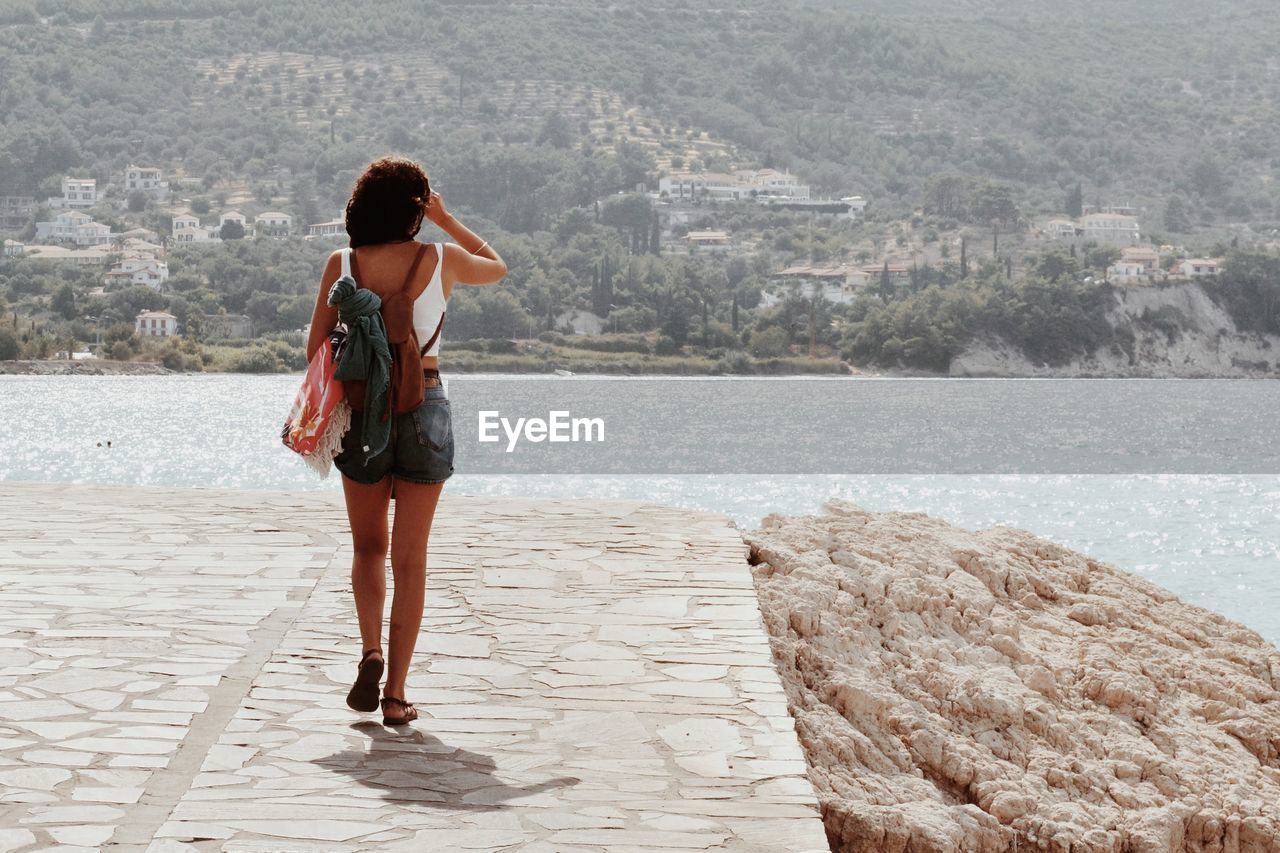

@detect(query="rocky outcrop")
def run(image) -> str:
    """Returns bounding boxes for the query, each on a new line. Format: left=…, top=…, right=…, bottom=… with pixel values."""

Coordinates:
left=745, top=502, right=1280, bottom=852
left=950, top=282, right=1280, bottom=377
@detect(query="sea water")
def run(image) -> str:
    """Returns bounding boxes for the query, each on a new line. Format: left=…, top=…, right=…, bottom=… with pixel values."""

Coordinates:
left=2, top=373, right=1276, bottom=645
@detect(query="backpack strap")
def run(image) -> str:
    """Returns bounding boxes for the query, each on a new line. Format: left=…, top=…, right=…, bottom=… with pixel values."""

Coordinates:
left=399, top=243, right=428, bottom=293
left=419, top=314, right=445, bottom=357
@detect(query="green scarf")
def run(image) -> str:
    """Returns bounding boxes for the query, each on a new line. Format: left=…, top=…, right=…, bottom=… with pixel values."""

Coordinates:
left=328, top=275, right=392, bottom=463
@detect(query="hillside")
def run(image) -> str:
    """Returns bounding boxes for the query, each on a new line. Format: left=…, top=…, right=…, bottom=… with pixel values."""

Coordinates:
left=4, top=0, right=1280, bottom=220
left=4, top=1, right=1280, bottom=376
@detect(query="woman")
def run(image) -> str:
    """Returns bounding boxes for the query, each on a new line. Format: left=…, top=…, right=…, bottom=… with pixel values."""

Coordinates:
left=305, top=156, right=506, bottom=725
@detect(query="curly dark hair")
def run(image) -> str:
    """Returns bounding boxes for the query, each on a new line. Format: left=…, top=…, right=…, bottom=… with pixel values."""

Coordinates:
left=344, top=156, right=430, bottom=248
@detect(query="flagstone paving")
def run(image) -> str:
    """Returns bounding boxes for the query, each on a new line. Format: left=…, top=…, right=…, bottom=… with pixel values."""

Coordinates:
left=0, top=483, right=828, bottom=852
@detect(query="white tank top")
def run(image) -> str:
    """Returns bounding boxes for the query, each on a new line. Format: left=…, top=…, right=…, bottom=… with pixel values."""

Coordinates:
left=340, top=242, right=446, bottom=357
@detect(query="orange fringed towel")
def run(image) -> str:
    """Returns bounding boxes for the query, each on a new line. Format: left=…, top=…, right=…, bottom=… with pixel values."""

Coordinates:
left=281, top=330, right=351, bottom=477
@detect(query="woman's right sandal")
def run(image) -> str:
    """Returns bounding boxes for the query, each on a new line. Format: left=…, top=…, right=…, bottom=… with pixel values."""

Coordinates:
left=345, top=648, right=384, bottom=713
left=380, top=695, right=418, bottom=726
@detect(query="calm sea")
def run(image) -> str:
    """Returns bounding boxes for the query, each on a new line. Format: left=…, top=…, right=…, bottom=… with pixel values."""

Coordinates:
left=1, top=374, right=1277, bottom=646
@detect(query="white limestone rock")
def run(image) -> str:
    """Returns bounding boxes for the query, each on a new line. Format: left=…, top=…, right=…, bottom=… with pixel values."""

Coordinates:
left=745, top=501, right=1280, bottom=853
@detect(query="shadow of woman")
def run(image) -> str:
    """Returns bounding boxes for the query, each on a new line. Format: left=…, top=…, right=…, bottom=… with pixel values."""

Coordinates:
left=312, top=720, right=578, bottom=810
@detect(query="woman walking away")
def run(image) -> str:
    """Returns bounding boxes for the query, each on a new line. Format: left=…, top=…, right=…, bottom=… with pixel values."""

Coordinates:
left=305, top=156, right=507, bottom=725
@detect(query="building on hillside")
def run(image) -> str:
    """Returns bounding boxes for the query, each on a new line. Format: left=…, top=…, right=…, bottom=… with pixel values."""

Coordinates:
left=172, top=213, right=221, bottom=244
left=1081, top=213, right=1141, bottom=245
left=116, top=227, right=161, bottom=246
left=23, top=245, right=112, bottom=265
left=764, top=262, right=868, bottom=306
left=119, top=237, right=165, bottom=257
left=1086, top=202, right=1138, bottom=217
left=685, top=230, right=731, bottom=252
left=219, top=211, right=250, bottom=231
left=3, top=239, right=25, bottom=257
left=1179, top=258, right=1221, bottom=278
left=124, top=165, right=169, bottom=198
left=34, top=211, right=113, bottom=246
left=104, top=254, right=170, bottom=291
left=658, top=168, right=810, bottom=202
left=306, top=218, right=345, bottom=239
left=194, top=313, right=254, bottom=340
left=555, top=309, right=606, bottom=336
left=1120, top=245, right=1161, bottom=274
left=763, top=196, right=867, bottom=219
left=860, top=262, right=913, bottom=284
left=1107, top=260, right=1148, bottom=284
left=738, top=168, right=811, bottom=201
left=254, top=211, right=293, bottom=236
left=0, top=195, right=36, bottom=231
left=135, top=310, right=180, bottom=338
left=1044, top=218, right=1079, bottom=240
left=842, top=196, right=868, bottom=218
left=59, top=177, right=98, bottom=209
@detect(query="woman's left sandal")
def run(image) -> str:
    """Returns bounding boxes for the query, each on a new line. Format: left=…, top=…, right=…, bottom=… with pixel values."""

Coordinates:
left=380, top=695, right=418, bottom=726
left=345, top=648, right=384, bottom=712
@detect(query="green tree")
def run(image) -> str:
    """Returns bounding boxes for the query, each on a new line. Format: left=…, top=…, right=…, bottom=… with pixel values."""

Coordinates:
left=1066, top=182, right=1084, bottom=218
left=52, top=283, right=76, bottom=319
left=220, top=220, right=246, bottom=240
left=0, top=328, right=18, bottom=360
left=1164, top=196, right=1191, bottom=233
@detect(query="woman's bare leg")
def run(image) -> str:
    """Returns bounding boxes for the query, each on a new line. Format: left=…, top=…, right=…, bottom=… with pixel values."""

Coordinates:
left=341, top=475, right=394, bottom=662
left=383, top=478, right=444, bottom=707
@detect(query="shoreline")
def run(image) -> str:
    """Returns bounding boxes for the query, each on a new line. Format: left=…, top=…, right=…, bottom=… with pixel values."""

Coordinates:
left=0, top=359, right=173, bottom=376
left=3, top=360, right=1275, bottom=379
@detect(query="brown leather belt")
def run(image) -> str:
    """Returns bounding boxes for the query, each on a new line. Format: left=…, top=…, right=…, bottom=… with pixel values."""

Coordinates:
left=422, top=367, right=441, bottom=388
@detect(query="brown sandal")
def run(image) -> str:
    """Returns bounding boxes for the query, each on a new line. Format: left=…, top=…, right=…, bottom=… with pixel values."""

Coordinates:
left=380, top=695, right=418, bottom=726
left=346, top=648, right=383, bottom=712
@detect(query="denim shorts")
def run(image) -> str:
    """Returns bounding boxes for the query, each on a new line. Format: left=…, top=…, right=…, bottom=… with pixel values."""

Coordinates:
left=334, top=385, right=454, bottom=486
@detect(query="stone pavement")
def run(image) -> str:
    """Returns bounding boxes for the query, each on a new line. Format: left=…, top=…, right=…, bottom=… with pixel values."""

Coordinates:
left=0, top=483, right=829, bottom=852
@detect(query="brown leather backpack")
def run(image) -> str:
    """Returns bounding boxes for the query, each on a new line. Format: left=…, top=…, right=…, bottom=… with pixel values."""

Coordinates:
left=342, top=244, right=444, bottom=416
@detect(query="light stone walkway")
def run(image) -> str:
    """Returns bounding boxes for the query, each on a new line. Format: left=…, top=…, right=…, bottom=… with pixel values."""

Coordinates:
left=0, top=483, right=828, bottom=852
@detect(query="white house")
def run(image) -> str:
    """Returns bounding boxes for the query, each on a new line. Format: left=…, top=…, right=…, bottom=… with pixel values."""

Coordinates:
left=685, top=230, right=731, bottom=252
left=1179, top=258, right=1221, bottom=278
left=841, top=195, right=868, bottom=218
left=555, top=309, right=606, bottom=335
left=60, top=177, right=97, bottom=209
left=1081, top=213, right=1141, bottom=245
left=135, top=310, right=180, bottom=338
left=172, top=213, right=220, bottom=244
left=1120, top=245, right=1161, bottom=274
left=1107, top=260, right=1148, bottom=284
left=254, top=211, right=292, bottom=236
left=124, top=165, right=169, bottom=198
left=34, top=210, right=113, bottom=246
left=0, top=195, right=36, bottom=231
left=23, top=245, right=112, bottom=265
left=739, top=168, right=811, bottom=201
left=194, top=313, right=254, bottom=340
left=105, top=253, right=170, bottom=291
left=217, top=211, right=253, bottom=238
left=1044, top=218, right=1078, bottom=240
left=2, top=239, right=25, bottom=257
left=659, top=168, right=810, bottom=202
left=764, top=262, right=868, bottom=306
left=306, top=219, right=345, bottom=239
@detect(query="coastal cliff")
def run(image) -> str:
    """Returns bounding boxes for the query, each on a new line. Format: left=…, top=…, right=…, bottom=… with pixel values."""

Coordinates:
left=746, top=502, right=1280, bottom=852
left=950, top=282, right=1280, bottom=377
